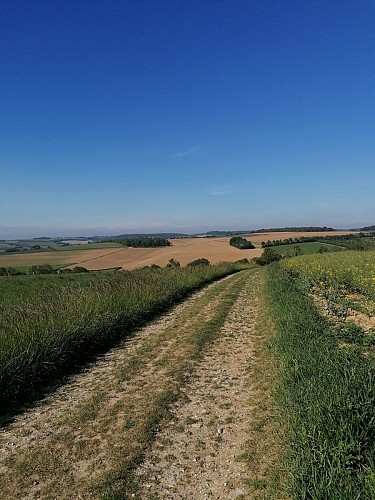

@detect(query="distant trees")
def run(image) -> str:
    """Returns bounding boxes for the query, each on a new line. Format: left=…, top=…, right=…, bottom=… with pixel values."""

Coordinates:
left=261, top=232, right=375, bottom=249
left=253, top=226, right=334, bottom=233
left=103, top=237, right=171, bottom=248
left=229, top=236, right=255, bottom=249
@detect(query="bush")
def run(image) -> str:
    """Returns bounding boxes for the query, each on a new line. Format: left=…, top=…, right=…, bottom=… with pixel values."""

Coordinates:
left=29, top=264, right=55, bottom=275
left=254, top=248, right=282, bottom=266
left=229, top=236, right=255, bottom=249
left=187, top=258, right=210, bottom=267
left=0, top=267, right=24, bottom=276
left=166, top=258, right=180, bottom=268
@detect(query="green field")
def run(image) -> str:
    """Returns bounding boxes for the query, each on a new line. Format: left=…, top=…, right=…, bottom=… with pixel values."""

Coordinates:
left=272, top=241, right=343, bottom=255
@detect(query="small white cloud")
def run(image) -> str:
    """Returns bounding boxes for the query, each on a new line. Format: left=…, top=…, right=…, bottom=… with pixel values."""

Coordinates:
left=174, top=145, right=201, bottom=158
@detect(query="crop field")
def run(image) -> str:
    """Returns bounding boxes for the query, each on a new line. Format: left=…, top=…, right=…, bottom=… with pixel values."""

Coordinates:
left=282, top=249, right=375, bottom=316
left=0, top=247, right=124, bottom=271
left=272, top=241, right=343, bottom=255
left=0, top=231, right=355, bottom=271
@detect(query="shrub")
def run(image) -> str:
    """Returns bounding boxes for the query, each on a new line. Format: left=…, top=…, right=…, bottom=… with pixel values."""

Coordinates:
left=187, top=258, right=210, bottom=267
left=254, top=248, right=282, bottom=266
left=29, top=264, right=55, bottom=275
left=166, top=258, right=180, bottom=268
left=235, top=258, right=250, bottom=264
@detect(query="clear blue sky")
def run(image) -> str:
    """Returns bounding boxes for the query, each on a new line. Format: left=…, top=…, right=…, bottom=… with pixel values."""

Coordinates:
left=1, top=0, right=375, bottom=237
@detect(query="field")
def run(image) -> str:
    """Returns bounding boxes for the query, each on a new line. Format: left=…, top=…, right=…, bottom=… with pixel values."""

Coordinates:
left=0, top=230, right=354, bottom=271
left=272, top=241, right=343, bottom=255
left=1, top=233, right=374, bottom=498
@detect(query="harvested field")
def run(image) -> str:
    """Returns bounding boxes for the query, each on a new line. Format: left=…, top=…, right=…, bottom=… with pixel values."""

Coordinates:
left=0, top=248, right=124, bottom=269
left=0, top=231, right=355, bottom=271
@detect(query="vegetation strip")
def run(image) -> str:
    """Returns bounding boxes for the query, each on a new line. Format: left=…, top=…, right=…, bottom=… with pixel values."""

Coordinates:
left=267, top=263, right=375, bottom=499
left=0, top=263, right=248, bottom=410
left=0, top=269, right=254, bottom=499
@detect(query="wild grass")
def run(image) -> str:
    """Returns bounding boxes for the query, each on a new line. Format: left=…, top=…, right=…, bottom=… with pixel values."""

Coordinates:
left=0, top=263, right=247, bottom=409
left=267, top=263, right=375, bottom=499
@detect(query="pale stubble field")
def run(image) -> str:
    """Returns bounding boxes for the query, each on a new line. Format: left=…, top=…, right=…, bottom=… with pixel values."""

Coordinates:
left=0, top=231, right=353, bottom=271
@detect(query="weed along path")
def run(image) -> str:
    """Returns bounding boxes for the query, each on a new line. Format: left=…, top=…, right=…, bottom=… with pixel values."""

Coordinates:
left=0, top=268, right=282, bottom=499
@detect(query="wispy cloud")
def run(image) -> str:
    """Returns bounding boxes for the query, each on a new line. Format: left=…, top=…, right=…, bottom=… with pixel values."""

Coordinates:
left=207, top=185, right=230, bottom=196
left=174, top=145, right=201, bottom=158
left=208, top=190, right=228, bottom=196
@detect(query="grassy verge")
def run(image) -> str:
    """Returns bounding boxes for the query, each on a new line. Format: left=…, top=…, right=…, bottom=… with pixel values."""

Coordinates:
left=0, top=263, right=248, bottom=410
left=266, top=264, right=375, bottom=499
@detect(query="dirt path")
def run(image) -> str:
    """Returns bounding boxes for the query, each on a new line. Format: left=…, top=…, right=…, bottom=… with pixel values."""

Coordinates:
left=0, top=269, right=282, bottom=499
left=135, top=269, right=276, bottom=499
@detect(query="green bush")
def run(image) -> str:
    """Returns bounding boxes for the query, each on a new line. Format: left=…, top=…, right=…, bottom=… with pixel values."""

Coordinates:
left=229, top=236, right=255, bottom=249
left=254, top=248, right=282, bottom=266
left=29, top=264, right=55, bottom=275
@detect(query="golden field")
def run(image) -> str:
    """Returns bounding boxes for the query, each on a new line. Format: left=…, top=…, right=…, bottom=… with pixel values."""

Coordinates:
left=0, top=231, right=355, bottom=271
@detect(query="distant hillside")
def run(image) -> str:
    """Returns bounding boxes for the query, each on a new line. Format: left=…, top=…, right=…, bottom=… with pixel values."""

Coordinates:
left=358, top=225, right=375, bottom=231
left=250, top=226, right=335, bottom=233
left=100, top=232, right=189, bottom=240
left=202, top=231, right=250, bottom=237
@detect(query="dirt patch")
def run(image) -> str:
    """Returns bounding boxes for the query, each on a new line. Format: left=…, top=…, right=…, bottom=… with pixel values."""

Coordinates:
left=345, top=309, right=375, bottom=332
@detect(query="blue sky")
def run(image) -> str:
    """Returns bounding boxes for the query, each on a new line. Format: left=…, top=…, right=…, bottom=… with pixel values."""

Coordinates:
left=1, top=0, right=375, bottom=238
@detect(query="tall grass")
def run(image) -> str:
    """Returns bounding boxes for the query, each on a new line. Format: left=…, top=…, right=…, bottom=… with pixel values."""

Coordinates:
left=0, top=264, right=245, bottom=407
left=267, top=264, right=375, bottom=499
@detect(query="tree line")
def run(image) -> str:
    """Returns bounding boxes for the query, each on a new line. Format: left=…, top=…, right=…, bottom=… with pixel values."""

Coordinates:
left=261, top=232, right=375, bottom=249
left=103, top=237, right=171, bottom=248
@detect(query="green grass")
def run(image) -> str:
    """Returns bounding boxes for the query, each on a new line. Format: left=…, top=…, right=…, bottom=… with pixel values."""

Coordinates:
left=272, top=241, right=343, bottom=255
left=267, top=263, right=375, bottom=499
left=0, top=263, right=249, bottom=410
